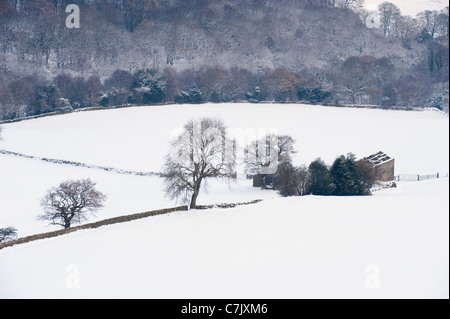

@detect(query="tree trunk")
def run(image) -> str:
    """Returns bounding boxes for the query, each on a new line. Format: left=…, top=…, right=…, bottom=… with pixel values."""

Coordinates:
left=64, top=211, right=74, bottom=229
left=190, top=180, right=202, bottom=209
left=190, top=191, right=198, bottom=209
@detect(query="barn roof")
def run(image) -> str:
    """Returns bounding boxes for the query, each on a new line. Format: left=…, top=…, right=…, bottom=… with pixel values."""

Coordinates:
left=363, top=151, right=394, bottom=167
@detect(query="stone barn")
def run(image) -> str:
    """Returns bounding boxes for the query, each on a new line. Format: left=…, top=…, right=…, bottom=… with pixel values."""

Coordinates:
left=362, top=152, right=395, bottom=182
left=252, top=174, right=276, bottom=189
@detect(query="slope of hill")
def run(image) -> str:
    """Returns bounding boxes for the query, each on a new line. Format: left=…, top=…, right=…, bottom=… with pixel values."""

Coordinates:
left=0, top=103, right=448, bottom=299
left=1, top=0, right=448, bottom=120
left=0, top=0, right=423, bottom=77
left=0, top=177, right=448, bottom=299
left=0, top=103, right=448, bottom=237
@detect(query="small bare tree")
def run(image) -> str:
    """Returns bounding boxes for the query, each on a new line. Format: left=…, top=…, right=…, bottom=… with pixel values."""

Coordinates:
left=163, top=118, right=236, bottom=209
left=245, top=134, right=296, bottom=175
left=274, top=162, right=309, bottom=197
left=378, top=2, right=401, bottom=37
left=338, top=0, right=364, bottom=10
left=38, top=179, right=106, bottom=229
left=0, top=227, right=18, bottom=243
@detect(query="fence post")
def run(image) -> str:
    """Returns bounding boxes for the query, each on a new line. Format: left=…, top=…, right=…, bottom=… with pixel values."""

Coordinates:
left=417, top=174, right=420, bottom=181
left=437, top=172, right=439, bottom=179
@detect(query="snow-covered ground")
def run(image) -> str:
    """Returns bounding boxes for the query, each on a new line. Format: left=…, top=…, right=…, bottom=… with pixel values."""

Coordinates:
left=0, top=104, right=448, bottom=298
left=0, top=178, right=448, bottom=299
left=1, top=104, right=448, bottom=174
left=0, top=153, right=276, bottom=237
left=0, top=104, right=448, bottom=236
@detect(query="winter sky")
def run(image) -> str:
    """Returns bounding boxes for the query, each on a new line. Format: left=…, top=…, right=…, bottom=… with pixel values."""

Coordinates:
left=365, top=0, right=448, bottom=16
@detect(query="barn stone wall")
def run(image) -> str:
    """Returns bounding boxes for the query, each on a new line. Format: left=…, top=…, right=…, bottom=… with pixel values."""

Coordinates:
left=374, top=159, right=395, bottom=182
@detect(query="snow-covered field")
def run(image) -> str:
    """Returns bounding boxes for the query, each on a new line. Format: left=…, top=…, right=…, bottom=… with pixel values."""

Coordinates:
left=1, top=104, right=448, bottom=174
left=0, top=153, right=276, bottom=237
left=0, top=178, right=448, bottom=299
left=0, top=104, right=448, bottom=298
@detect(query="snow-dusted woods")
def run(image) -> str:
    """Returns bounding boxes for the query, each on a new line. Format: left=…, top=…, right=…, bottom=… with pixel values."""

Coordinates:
left=0, top=0, right=448, bottom=121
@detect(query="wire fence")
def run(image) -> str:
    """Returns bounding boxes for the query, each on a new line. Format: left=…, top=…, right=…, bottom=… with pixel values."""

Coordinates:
left=395, top=173, right=449, bottom=182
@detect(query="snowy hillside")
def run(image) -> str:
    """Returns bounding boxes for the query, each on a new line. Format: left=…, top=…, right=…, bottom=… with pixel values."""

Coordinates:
left=0, top=104, right=448, bottom=237
left=0, top=178, right=448, bottom=299
left=1, top=104, right=448, bottom=173
left=0, top=104, right=448, bottom=298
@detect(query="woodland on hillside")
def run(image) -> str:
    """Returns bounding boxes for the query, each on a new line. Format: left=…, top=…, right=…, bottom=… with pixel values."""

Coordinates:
left=0, top=0, right=448, bottom=120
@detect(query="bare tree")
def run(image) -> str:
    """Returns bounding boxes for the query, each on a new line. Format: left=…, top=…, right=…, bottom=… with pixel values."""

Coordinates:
left=245, top=134, right=296, bottom=175
left=0, top=226, right=18, bottom=243
left=394, top=15, right=419, bottom=49
left=418, top=10, right=441, bottom=39
left=338, top=0, right=364, bottom=10
left=162, top=118, right=236, bottom=209
left=439, top=7, right=449, bottom=38
left=277, top=135, right=297, bottom=164
left=274, top=162, right=309, bottom=197
left=260, top=68, right=299, bottom=102
left=38, top=179, right=106, bottom=229
left=123, top=0, right=160, bottom=32
left=378, top=2, right=401, bottom=37
left=343, top=75, right=366, bottom=104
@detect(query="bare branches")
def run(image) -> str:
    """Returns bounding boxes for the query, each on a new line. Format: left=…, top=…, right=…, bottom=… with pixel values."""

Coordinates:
left=0, top=226, right=18, bottom=243
left=245, top=134, right=296, bottom=175
left=38, top=179, right=106, bottom=229
left=162, top=118, right=236, bottom=209
left=378, top=2, right=401, bottom=37
left=338, top=0, right=364, bottom=10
